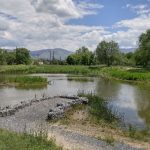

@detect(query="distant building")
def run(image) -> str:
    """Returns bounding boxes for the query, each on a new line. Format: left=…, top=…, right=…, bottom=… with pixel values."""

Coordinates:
left=38, top=61, right=43, bottom=65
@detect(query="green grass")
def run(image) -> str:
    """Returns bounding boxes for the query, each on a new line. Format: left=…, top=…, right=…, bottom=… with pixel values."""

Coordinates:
left=0, top=129, right=62, bottom=150
left=101, top=67, right=150, bottom=81
left=79, top=93, right=120, bottom=124
left=123, top=125, right=150, bottom=142
left=0, top=65, right=91, bottom=74
left=1, top=65, right=150, bottom=82
left=0, top=75, right=48, bottom=87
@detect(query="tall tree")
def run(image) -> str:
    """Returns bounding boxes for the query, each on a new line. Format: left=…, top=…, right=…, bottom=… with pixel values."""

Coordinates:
left=135, top=29, right=150, bottom=67
left=96, top=41, right=119, bottom=66
left=66, top=47, right=95, bottom=65
left=16, top=48, right=31, bottom=65
left=6, top=51, right=16, bottom=65
left=0, top=49, right=7, bottom=65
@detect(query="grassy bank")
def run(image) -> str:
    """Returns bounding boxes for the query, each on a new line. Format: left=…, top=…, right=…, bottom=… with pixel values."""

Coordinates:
left=1, top=65, right=150, bottom=82
left=0, top=65, right=90, bottom=74
left=0, top=129, right=61, bottom=150
left=101, top=67, right=150, bottom=81
left=58, top=93, right=120, bottom=127
left=0, top=75, right=48, bottom=87
left=54, top=94, right=150, bottom=147
left=81, top=94, right=120, bottom=124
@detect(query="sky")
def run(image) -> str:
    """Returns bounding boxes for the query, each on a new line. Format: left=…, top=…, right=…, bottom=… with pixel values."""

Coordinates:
left=0, top=0, right=150, bottom=51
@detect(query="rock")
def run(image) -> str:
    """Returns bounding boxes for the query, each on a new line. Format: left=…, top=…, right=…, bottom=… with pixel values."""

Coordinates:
left=0, top=111, right=3, bottom=117
left=47, top=107, right=64, bottom=120
left=1, top=110, right=7, bottom=117
left=79, top=97, right=89, bottom=104
left=59, top=96, right=79, bottom=100
left=57, top=102, right=71, bottom=110
left=56, top=103, right=64, bottom=107
left=8, top=108, right=16, bottom=115
left=47, top=96, right=89, bottom=120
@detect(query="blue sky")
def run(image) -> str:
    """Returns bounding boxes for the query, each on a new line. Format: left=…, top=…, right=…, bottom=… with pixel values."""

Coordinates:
left=71, top=0, right=137, bottom=26
left=0, top=0, right=150, bottom=51
left=70, top=0, right=150, bottom=30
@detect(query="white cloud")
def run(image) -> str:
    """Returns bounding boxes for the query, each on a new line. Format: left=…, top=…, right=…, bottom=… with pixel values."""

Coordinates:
left=0, top=0, right=149, bottom=51
left=0, top=0, right=105, bottom=50
left=126, top=4, right=150, bottom=16
left=111, top=3, right=150, bottom=48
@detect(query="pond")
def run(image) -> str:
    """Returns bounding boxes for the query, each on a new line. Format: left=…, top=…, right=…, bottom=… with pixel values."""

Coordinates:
left=0, top=74, right=150, bottom=128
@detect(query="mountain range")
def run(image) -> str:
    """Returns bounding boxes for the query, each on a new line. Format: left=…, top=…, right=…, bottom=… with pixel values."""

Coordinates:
left=30, top=48, right=72, bottom=60
left=30, top=47, right=136, bottom=61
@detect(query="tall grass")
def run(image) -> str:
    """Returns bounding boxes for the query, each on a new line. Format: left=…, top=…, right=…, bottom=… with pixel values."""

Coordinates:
left=102, top=67, right=150, bottom=81
left=79, top=93, right=120, bottom=124
left=0, top=65, right=91, bottom=74
left=1, top=75, right=47, bottom=87
left=0, top=128, right=62, bottom=150
left=1, top=65, right=150, bottom=82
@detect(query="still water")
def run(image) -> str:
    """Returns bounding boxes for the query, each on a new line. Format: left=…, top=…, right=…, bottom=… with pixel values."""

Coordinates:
left=0, top=74, right=150, bottom=128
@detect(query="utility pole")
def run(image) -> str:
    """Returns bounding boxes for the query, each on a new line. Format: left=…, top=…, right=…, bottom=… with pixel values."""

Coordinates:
left=49, top=50, right=51, bottom=64
left=52, top=51, right=55, bottom=61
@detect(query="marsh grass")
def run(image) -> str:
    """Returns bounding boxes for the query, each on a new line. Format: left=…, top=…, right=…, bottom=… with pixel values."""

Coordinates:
left=124, top=125, right=150, bottom=142
left=1, top=65, right=150, bottom=82
left=0, top=65, right=91, bottom=74
left=0, top=128, right=62, bottom=150
left=78, top=93, right=121, bottom=124
left=1, top=75, right=48, bottom=87
left=102, top=67, right=150, bottom=81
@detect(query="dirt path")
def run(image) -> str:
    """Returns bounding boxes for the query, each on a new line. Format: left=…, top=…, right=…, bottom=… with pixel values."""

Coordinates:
left=0, top=97, right=146, bottom=150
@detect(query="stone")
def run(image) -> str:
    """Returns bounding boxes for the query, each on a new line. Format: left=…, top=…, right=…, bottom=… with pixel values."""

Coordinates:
left=79, top=97, right=89, bottom=104
left=47, top=107, right=64, bottom=120
left=59, top=96, right=79, bottom=100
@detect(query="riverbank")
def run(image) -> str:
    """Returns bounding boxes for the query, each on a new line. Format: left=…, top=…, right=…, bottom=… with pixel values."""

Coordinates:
left=0, top=95, right=149, bottom=149
left=58, top=95, right=150, bottom=144
left=1, top=65, right=150, bottom=83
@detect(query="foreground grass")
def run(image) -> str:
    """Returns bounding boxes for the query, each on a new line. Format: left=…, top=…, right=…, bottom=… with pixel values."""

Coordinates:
left=1, top=65, right=150, bottom=82
left=0, top=129, right=61, bottom=150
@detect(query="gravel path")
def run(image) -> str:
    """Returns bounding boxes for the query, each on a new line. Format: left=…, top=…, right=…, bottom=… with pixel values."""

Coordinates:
left=0, top=97, right=143, bottom=150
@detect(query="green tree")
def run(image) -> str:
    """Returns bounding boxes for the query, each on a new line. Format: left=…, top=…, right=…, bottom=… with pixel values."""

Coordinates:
left=6, top=51, right=16, bottom=65
left=135, top=29, right=150, bottom=67
left=66, top=55, right=76, bottom=65
left=66, top=47, right=95, bottom=65
left=96, top=41, right=119, bottom=66
left=0, top=49, right=7, bottom=65
left=16, top=48, right=31, bottom=65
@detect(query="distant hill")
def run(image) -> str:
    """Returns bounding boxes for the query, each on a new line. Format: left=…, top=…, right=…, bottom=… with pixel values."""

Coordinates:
left=30, top=48, right=73, bottom=60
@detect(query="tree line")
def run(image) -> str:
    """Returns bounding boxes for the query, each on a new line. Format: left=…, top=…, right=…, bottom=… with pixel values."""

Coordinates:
left=0, top=29, right=150, bottom=67
left=0, top=48, right=31, bottom=65
left=67, top=29, right=150, bottom=67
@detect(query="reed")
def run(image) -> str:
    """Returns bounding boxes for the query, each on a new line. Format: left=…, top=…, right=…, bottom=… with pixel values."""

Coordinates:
left=0, top=128, right=62, bottom=150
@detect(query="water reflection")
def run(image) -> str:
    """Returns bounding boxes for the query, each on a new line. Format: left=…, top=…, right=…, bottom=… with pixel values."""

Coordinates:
left=95, top=78, right=121, bottom=100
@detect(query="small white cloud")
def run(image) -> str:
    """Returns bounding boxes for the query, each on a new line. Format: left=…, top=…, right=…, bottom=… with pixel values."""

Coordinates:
left=126, top=3, right=150, bottom=15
